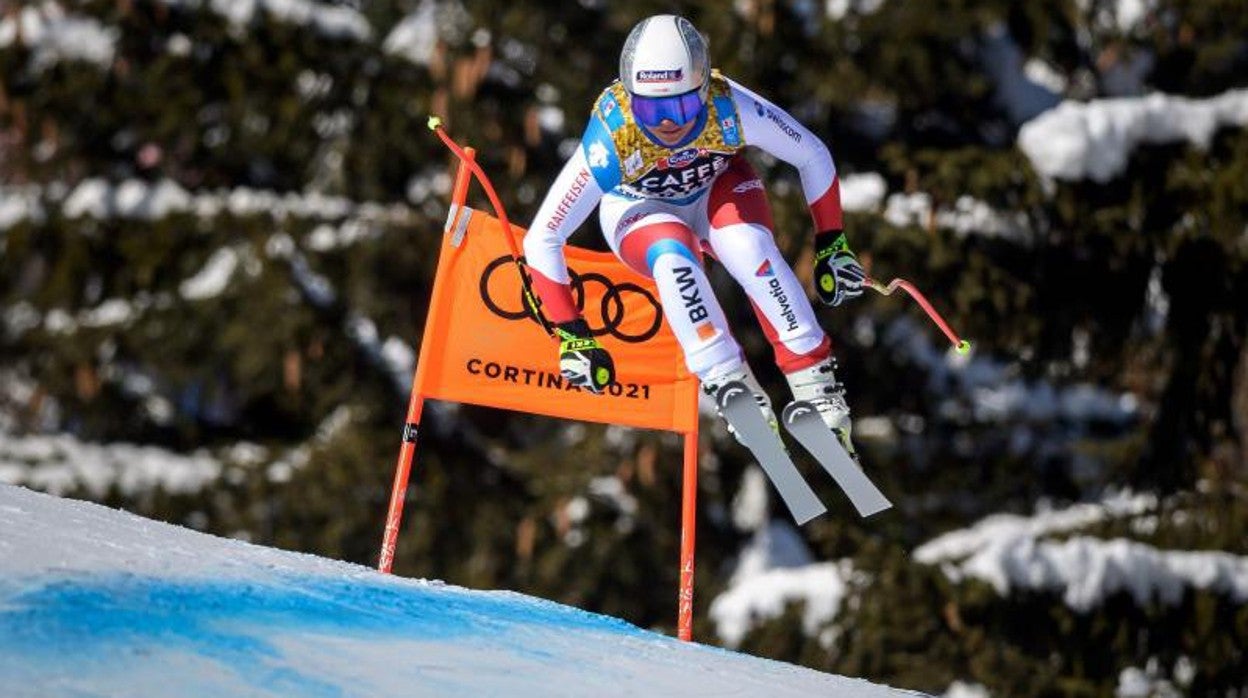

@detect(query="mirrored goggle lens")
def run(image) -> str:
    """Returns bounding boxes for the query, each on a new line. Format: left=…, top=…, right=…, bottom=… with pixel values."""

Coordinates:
left=631, top=91, right=705, bottom=128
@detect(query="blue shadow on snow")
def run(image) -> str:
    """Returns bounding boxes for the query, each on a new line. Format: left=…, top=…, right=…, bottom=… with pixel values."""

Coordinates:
left=0, top=572, right=652, bottom=695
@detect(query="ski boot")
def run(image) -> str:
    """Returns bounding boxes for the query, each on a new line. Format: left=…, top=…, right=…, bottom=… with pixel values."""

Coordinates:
left=702, top=361, right=778, bottom=441
left=785, top=357, right=858, bottom=461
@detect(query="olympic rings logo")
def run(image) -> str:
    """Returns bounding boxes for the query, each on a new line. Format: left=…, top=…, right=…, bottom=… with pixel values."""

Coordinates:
left=478, top=255, right=664, bottom=344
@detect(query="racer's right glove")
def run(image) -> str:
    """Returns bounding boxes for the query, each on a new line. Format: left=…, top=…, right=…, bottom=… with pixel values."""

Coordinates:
left=554, top=319, right=615, bottom=394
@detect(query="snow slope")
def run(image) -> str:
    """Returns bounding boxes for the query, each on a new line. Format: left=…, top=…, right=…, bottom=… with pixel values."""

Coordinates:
left=0, top=484, right=922, bottom=697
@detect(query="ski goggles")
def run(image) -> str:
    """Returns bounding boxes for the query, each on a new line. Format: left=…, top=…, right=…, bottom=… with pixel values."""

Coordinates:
left=630, top=90, right=706, bottom=128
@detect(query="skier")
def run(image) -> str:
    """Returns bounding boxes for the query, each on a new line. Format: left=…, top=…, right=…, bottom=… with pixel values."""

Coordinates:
left=523, top=14, right=866, bottom=453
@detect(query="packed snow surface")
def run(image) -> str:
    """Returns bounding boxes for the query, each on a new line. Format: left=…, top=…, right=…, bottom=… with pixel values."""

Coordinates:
left=0, top=484, right=922, bottom=697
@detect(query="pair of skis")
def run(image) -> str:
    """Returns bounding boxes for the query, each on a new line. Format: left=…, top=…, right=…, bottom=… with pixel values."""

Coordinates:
left=716, top=381, right=892, bottom=524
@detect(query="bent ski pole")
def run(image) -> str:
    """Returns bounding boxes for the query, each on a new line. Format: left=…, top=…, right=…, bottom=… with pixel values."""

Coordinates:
left=427, top=116, right=553, bottom=336
left=866, top=277, right=972, bottom=355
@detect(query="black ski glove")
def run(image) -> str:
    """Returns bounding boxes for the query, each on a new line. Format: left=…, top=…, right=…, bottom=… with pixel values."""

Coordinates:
left=554, top=319, right=615, bottom=394
left=813, top=230, right=866, bottom=307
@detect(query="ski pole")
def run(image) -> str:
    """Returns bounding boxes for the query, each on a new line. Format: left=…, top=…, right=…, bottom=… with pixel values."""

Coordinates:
left=866, top=276, right=972, bottom=355
left=427, top=116, right=553, bottom=336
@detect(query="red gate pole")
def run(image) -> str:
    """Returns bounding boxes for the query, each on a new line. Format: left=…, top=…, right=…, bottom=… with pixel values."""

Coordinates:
left=676, top=402, right=700, bottom=641
left=378, top=147, right=476, bottom=574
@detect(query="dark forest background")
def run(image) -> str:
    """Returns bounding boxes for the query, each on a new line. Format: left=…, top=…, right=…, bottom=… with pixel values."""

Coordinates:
left=1, top=1, right=1246, bottom=695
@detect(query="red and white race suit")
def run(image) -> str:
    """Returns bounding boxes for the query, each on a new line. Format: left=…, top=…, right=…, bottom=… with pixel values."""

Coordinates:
left=524, top=72, right=844, bottom=380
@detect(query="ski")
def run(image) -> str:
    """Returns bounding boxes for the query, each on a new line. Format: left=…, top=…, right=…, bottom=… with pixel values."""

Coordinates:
left=781, top=401, right=892, bottom=518
left=716, top=381, right=826, bottom=525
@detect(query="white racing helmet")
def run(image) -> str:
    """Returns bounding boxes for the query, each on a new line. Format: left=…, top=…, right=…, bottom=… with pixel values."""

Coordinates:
left=619, top=15, right=710, bottom=128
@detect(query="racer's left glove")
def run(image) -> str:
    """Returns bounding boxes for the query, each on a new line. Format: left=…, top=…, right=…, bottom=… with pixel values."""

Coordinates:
left=813, top=230, right=866, bottom=307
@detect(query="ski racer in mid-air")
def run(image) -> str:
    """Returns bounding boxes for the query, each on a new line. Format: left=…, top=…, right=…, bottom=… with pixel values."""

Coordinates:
left=523, top=14, right=867, bottom=455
